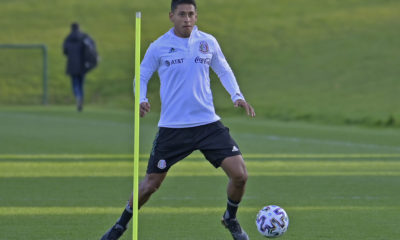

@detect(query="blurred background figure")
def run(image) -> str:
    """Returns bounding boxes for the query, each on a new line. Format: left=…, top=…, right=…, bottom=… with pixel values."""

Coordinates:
left=63, top=22, right=98, bottom=112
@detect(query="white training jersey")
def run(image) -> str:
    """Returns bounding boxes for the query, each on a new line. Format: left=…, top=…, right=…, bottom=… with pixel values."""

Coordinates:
left=138, top=26, right=245, bottom=128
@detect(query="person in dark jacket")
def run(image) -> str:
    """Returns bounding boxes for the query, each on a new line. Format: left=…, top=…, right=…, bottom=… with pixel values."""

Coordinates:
left=63, top=22, right=90, bottom=112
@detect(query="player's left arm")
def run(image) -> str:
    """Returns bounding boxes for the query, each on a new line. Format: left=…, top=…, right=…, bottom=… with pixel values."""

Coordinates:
left=234, top=99, right=256, bottom=117
left=210, top=37, right=255, bottom=118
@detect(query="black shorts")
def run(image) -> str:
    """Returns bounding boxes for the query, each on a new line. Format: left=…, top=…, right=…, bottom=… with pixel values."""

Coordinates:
left=147, top=121, right=242, bottom=174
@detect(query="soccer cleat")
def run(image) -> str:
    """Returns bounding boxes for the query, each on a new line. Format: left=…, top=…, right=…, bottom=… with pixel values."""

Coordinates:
left=100, top=223, right=126, bottom=240
left=221, top=214, right=249, bottom=240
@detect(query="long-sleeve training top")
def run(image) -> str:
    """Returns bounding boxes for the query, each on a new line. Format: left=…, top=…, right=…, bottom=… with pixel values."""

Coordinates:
left=138, top=26, right=245, bottom=128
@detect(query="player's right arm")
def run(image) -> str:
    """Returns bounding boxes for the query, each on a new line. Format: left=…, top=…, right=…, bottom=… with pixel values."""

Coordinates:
left=140, top=102, right=151, bottom=117
left=134, top=43, right=159, bottom=117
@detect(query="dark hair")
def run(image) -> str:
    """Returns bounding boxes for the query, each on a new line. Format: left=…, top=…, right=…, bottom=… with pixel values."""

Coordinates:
left=171, top=0, right=197, bottom=12
left=71, top=22, right=79, bottom=31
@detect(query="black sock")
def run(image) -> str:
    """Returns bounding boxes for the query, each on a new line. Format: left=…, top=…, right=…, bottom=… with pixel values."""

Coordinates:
left=224, top=198, right=240, bottom=220
left=116, top=203, right=133, bottom=228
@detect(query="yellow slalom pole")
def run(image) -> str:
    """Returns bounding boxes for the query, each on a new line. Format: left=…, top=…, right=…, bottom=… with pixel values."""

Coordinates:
left=133, top=11, right=141, bottom=240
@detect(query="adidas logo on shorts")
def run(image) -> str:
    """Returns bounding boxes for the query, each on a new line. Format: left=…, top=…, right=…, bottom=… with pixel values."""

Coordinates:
left=232, top=146, right=239, bottom=152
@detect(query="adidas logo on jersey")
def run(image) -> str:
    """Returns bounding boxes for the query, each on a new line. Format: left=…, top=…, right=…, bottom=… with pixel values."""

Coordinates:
left=232, top=146, right=239, bottom=152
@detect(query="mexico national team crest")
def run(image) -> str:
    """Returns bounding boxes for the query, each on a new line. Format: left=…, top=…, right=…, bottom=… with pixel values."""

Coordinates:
left=199, top=41, right=209, bottom=54
left=157, top=159, right=167, bottom=169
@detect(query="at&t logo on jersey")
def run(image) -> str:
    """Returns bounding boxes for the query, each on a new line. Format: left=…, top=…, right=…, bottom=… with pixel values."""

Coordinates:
left=165, top=58, right=184, bottom=67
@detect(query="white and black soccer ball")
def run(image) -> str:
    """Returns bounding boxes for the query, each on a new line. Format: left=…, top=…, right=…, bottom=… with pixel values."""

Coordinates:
left=256, top=205, right=289, bottom=238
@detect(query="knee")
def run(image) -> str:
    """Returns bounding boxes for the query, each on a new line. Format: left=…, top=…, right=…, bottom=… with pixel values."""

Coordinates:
left=140, top=179, right=161, bottom=196
left=231, top=171, right=248, bottom=187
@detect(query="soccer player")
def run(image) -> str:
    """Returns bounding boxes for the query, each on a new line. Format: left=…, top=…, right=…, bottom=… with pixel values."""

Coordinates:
left=101, top=0, right=255, bottom=239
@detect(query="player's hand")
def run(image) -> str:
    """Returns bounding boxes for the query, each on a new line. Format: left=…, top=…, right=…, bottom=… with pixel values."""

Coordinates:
left=140, top=102, right=150, bottom=117
left=234, top=99, right=256, bottom=117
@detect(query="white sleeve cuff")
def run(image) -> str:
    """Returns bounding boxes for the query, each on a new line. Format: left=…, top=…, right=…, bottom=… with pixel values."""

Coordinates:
left=231, top=93, right=245, bottom=103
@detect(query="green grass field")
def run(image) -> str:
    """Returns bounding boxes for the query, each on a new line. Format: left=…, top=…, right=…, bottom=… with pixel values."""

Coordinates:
left=1, top=0, right=400, bottom=126
left=1, top=0, right=400, bottom=239
left=1, top=106, right=400, bottom=240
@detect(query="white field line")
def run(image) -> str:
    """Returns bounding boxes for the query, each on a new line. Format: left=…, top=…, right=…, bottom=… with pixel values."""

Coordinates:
left=238, top=133, right=400, bottom=151
left=0, top=206, right=399, bottom=216
left=1, top=153, right=400, bottom=159
left=1, top=160, right=400, bottom=177
left=2, top=171, right=400, bottom=177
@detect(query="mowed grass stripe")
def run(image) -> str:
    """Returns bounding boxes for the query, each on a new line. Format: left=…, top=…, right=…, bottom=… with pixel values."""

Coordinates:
left=1, top=161, right=400, bottom=177
left=1, top=206, right=399, bottom=216
left=1, top=153, right=400, bottom=159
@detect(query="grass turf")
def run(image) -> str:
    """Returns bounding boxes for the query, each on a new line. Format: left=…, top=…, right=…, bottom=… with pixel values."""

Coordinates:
left=1, top=0, right=400, bottom=126
left=0, top=106, right=400, bottom=239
